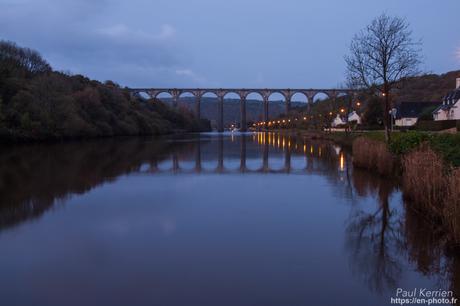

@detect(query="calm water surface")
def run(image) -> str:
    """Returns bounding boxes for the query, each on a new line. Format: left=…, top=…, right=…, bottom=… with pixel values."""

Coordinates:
left=0, top=133, right=457, bottom=306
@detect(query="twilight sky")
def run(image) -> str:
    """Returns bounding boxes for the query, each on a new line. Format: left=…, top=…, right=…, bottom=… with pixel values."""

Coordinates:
left=1, top=0, right=459, bottom=88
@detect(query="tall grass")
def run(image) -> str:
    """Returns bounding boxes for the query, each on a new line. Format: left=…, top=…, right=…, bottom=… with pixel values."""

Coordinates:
left=352, top=137, right=396, bottom=177
left=446, top=169, right=460, bottom=244
left=402, top=145, right=446, bottom=217
left=402, top=146, right=460, bottom=245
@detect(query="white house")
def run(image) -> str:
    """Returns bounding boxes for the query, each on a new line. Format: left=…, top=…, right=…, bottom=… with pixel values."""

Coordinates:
left=331, top=115, right=346, bottom=127
left=331, top=112, right=361, bottom=127
left=394, top=101, right=441, bottom=127
left=348, top=111, right=362, bottom=125
left=433, top=78, right=460, bottom=121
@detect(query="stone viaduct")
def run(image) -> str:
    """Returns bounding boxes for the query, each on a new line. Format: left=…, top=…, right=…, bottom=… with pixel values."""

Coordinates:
left=129, top=88, right=357, bottom=132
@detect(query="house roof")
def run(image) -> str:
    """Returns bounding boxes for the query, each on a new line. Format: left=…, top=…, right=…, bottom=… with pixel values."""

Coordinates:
left=394, top=101, right=442, bottom=119
left=444, top=88, right=460, bottom=104
left=432, top=105, right=443, bottom=114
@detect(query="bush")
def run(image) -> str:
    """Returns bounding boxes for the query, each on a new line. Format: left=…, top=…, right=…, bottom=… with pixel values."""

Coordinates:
left=429, top=133, right=460, bottom=167
left=386, top=132, right=460, bottom=167
left=388, top=131, right=430, bottom=155
left=416, top=120, right=458, bottom=131
left=418, top=106, right=437, bottom=121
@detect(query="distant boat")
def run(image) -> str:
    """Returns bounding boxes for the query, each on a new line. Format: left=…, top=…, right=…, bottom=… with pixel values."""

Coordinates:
left=230, top=127, right=240, bottom=132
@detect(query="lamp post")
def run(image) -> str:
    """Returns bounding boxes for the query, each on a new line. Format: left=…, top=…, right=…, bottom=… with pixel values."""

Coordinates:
left=389, top=108, right=397, bottom=131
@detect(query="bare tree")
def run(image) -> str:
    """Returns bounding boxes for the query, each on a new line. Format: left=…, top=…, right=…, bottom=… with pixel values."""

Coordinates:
left=0, top=40, right=51, bottom=76
left=345, top=14, right=422, bottom=141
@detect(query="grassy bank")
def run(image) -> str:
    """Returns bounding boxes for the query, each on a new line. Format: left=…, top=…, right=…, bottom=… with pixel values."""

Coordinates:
left=289, top=129, right=363, bottom=148
left=352, top=131, right=460, bottom=247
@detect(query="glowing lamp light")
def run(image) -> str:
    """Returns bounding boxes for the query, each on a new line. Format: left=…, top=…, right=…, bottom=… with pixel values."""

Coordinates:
left=303, top=117, right=307, bottom=120
left=340, top=108, right=345, bottom=113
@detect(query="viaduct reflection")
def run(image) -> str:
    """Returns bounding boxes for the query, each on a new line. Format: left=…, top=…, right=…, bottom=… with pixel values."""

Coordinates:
left=146, top=133, right=348, bottom=175
left=0, top=133, right=348, bottom=232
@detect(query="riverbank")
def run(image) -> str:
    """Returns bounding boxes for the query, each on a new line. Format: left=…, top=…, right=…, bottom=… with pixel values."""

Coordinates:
left=275, top=128, right=460, bottom=248
left=353, top=131, right=460, bottom=248
left=272, top=129, right=364, bottom=148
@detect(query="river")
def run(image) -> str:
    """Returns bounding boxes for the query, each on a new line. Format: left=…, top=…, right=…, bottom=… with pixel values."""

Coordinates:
left=0, top=132, right=456, bottom=306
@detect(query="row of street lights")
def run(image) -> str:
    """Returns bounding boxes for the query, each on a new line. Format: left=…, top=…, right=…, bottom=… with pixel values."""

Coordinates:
left=251, top=109, right=346, bottom=127
left=252, top=101, right=362, bottom=128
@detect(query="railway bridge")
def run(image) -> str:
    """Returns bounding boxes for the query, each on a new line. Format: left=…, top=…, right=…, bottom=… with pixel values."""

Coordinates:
left=129, top=88, right=357, bottom=132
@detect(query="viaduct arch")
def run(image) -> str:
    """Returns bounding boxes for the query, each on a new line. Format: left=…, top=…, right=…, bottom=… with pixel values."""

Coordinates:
left=130, top=88, right=357, bottom=132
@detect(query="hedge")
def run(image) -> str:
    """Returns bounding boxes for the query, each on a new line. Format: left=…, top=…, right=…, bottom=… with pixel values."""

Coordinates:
left=416, top=120, right=458, bottom=131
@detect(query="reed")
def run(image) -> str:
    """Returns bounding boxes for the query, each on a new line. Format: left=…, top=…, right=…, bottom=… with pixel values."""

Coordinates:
left=352, top=137, right=396, bottom=177
left=445, top=169, right=460, bottom=244
left=402, top=145, right=446, bottom=217
left=353, top=135, right=460, bottom=247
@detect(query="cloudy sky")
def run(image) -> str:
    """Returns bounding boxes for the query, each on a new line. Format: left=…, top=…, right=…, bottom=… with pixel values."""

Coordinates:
left=1, top=0, right=459, bottom=88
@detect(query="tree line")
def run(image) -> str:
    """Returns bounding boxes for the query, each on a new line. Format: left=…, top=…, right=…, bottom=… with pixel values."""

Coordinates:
left=0, top=41, right=210, bottom=142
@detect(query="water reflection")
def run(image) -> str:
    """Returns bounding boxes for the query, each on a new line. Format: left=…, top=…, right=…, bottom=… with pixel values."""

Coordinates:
left=0, top=134, right=349, bottom=230
left=346, top=168, right=460, bottom=298
left=0, top=132, right=458, bottom=305
left=346, top=170, right=404, bottom=293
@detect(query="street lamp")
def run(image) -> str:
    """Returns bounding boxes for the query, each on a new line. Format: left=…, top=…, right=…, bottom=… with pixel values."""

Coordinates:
left=389, top=108, right=397, bottom=131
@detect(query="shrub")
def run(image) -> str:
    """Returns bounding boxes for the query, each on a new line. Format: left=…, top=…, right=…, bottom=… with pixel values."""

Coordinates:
left=416, top=120, right=458, bottom=131
left=375, top=132, right=460, bottom=168
left=429, top=133, right=460, bottom=167
left=388, top=131, right=430, bottom=155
